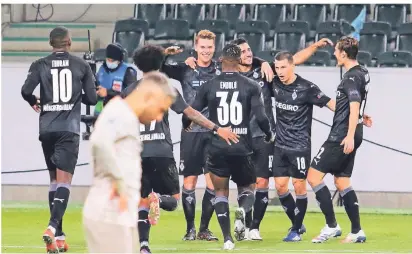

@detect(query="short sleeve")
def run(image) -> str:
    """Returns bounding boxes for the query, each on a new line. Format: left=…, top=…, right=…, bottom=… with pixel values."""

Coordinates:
left=170, top=89, right=189, bottom=114
left=342, top=76, right=362, bottom=103
left=307, top=84, right=331, bottom=107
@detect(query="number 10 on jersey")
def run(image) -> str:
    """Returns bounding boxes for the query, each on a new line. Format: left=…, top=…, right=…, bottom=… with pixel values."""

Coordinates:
left=51, top=69, right=72, bottom=103
left=216, top=91, right=243, bottom=125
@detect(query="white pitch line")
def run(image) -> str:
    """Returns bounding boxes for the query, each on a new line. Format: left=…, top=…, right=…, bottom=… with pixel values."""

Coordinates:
left=1, top=245, right=405, bottom=253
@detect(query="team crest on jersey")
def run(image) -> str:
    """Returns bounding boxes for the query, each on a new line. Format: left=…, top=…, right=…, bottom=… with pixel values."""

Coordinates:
left=253, top=72, right=259, bottom=79
left=292, top=90, right=297, bottom=100
left=259, top=81, right=264, bottom=87
left=215, top=69, right=221, bottom=75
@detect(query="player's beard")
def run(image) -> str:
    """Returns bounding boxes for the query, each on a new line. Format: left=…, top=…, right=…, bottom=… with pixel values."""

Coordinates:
left=239, top=58, right=252, bottom=68
left=239, top=59, right=252, bottom=68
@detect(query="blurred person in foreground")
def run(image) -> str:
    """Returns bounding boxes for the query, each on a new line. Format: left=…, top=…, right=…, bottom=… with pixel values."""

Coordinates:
left=82, top=72, right=176, bottom=253
left=121, top=45, right=239, bottom=254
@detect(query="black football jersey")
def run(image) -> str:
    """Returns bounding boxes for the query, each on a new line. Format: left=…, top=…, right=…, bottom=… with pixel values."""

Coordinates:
left=191, top=72, right=271, bottom=155
left=240, top=67, right=275, bottom=138
left=161, top=60, right=221, bottom=132
left=121, top=80, right=189, bottom=158
left=272, top=74, right=331, bottom=151
left=21, top=51, right=97, bottom=135
left=328, top=65, right=370, bottom=143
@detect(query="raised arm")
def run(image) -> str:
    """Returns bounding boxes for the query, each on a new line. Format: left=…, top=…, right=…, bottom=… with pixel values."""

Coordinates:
left=293, top=38, right=333, bottom=65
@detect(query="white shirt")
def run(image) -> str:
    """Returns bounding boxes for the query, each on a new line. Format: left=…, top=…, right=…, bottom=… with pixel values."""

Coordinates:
left=83, top=97, right=142, bottom=227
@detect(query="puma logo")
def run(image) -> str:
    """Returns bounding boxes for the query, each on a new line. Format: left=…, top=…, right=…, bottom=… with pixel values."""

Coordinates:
left=217, top=212, right=227, bottom=217
left=53, top=198, right=64, bottom=203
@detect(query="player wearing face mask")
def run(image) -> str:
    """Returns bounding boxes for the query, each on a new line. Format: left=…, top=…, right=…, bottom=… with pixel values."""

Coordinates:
left=94, top=43, right=138, bottom=116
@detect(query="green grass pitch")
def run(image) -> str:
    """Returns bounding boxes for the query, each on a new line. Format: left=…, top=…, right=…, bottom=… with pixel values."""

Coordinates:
left=2, top=202, right=412, bottom=253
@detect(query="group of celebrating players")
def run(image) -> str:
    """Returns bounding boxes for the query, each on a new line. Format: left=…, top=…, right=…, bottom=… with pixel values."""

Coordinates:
left=21, top=26, right=372, bottom=253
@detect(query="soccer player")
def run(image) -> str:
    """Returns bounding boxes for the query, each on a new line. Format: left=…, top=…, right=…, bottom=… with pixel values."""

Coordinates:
left=223, top=37, right=335, bottom=241
left=228, top=38, right=276, bottom=240
left=308, top=36, right=371, bottom=244
left=20, top=26, right=97, bottom=253
left=184, top=43, right=274, bottom=250
left=271, top=51, right=336, bottom=242
left=120, top=45, right=239, bottom=253
left=83, top=72, right=176, bottom=253
left=161, top=30, right=274, bottom=241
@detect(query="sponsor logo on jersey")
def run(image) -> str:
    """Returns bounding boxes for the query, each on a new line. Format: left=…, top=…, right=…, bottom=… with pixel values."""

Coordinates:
left=192, top=80, right=207, bottom=87
left=42, top=104, right=74, bottom=111
left=275, top=101, right=299, bottom=111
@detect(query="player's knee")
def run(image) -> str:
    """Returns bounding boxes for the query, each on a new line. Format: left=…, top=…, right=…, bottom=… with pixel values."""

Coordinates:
left=274, top=180, right=288, bottom=195
left=256, top=177, right=269, bottom=189
left=292, top=179, right=307, bottom=195
left=334, top=177, right=351, bottom=192
left=183, top=176, right=198, bottom=190
left=307, top=167, right=324, bottom=187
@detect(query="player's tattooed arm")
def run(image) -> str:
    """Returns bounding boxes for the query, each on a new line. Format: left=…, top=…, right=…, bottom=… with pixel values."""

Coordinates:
left=183, top=107, right=216, bottom=130
left=183, top=107, right=240, bottom=144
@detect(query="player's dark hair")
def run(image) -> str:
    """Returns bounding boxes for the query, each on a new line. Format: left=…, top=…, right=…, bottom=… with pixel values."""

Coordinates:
left=337, top=36, right=359, bottom=60
left=274, top=51, right=294, bottom=64
left=221, top=43, right=241, bottom=61
left=133, top=45, right=165, bottom=73
left=49, top=26, right=70, bottom=49
left=231, top=37, right=248, bottom=46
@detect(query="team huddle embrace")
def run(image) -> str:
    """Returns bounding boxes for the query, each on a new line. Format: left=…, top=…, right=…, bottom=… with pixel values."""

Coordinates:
left=21, top=27, right=372, bottom=253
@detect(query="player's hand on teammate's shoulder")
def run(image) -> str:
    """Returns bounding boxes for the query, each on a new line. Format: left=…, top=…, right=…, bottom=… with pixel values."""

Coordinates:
left=264, top=131, right=275, bottom=144
left=260, top=62, right=274, bottom=82
left=96, top=86, right=108, bottom=97
left=363, top=114, right=373, bottom=127
left=314, top=38, right=334, bottom=49
left=341, top=135, right=355, bottom=154
left=164, top=46, right=183, bottom=56
left=216, top=126, right=240, bottom=145
left=185, top=57, right=197, bottom=69
left=110, top=181, right=128, bottom=213
left=32, top=96, right=41, bottom=113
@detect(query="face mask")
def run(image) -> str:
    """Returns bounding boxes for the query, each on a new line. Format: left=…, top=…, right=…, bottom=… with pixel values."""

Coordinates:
left=106, top=60, right=119, bottom=69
